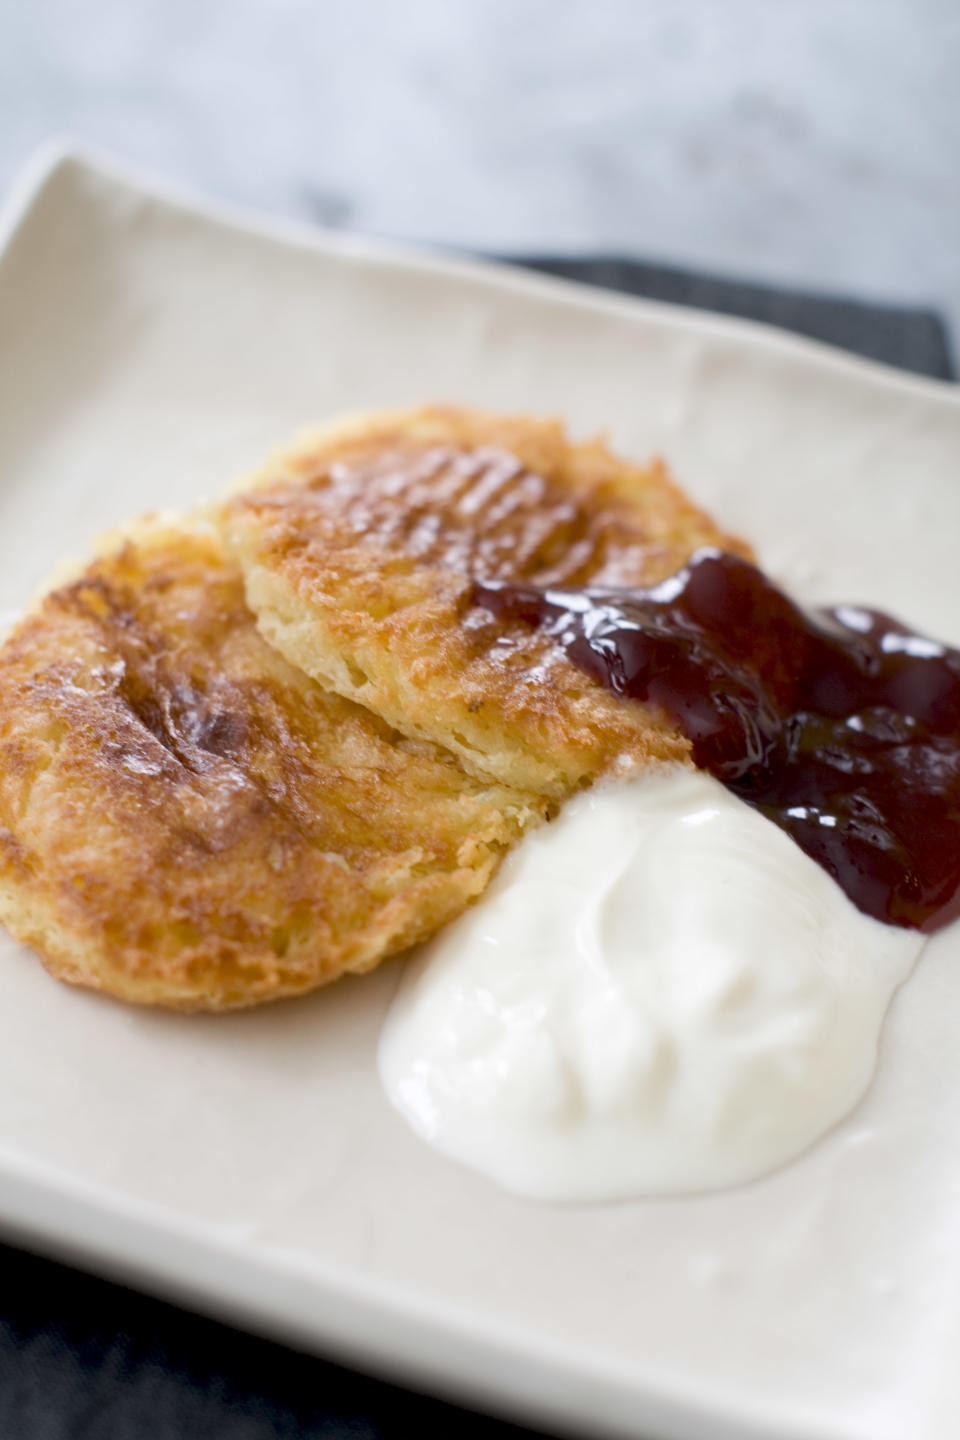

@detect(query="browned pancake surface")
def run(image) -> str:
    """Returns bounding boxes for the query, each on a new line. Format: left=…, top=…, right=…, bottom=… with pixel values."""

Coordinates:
left=0, top=518, right=541, bottom=1010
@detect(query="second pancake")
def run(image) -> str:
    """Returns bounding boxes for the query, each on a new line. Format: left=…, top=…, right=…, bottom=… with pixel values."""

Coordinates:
left=223, top=406, right=753, bottom=797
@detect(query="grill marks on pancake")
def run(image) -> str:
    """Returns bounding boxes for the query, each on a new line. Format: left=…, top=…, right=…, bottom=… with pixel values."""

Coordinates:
left=254, top=440, right=664, bottom=589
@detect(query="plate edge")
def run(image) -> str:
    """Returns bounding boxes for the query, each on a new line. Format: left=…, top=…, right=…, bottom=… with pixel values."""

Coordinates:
left=0, top=1142, right=866, bottom=1440
left=2, top=138, right=958, bottom=410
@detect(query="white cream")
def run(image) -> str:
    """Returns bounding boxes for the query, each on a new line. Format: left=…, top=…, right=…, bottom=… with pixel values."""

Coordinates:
left=379, top=768, right=923, bottom=1200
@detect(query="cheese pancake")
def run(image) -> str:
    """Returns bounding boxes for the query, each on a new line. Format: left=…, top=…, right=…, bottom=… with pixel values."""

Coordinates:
left=223, top=406, right=753, bottom=797
left=0, top=518, right=542, bottom=1011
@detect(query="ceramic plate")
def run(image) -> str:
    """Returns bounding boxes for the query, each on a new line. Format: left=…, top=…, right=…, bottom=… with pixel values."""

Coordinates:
left=1, top=145, right=959, bottom=1440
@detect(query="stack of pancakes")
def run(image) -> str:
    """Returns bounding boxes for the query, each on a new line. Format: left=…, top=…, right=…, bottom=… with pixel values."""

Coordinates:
left=0, top=408, right=748, bottom=1011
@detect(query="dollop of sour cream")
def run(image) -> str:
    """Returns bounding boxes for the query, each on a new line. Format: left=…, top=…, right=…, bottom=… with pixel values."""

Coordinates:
left=379, top=768, right=923, bottom=1199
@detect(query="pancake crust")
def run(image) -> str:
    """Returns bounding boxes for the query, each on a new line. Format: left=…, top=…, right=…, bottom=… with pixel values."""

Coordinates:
left=224, top=407, right=754, bottom=796
left=0, top=518, right=542, bottom=1010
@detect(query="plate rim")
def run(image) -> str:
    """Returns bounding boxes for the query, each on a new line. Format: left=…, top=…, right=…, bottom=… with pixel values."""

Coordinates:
left=0, top=1139, right=857, bottom=1440
left=5, top=138, right=957, bottom=413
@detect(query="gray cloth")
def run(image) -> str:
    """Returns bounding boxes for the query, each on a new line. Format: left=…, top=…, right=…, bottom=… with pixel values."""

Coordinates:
left=509, top=259, right=955, bottom=380
left=0, top=261, right=953, bottom=1440
left=512, top=257, right=955, bottom=379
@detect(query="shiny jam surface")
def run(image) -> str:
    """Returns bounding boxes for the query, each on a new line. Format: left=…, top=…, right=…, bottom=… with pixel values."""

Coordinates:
left=473, top=549, right=960, bottom=933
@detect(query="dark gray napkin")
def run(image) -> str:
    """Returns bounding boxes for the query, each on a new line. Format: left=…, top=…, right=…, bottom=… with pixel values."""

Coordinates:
left=508, top=257, right=955, bottom=380
left=0, top=260, right=954, bottom=1440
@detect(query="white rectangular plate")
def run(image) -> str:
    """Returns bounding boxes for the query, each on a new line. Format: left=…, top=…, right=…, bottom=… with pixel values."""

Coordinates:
left=1, top=145, right=959, bottom=1440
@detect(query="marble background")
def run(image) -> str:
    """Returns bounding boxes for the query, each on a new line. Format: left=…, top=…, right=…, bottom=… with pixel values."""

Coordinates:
left=1, top=0, right=958, bottom=350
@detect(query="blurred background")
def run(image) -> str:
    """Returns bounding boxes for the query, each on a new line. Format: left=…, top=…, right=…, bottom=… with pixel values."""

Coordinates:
left=2, top=0, right=958, bottom=354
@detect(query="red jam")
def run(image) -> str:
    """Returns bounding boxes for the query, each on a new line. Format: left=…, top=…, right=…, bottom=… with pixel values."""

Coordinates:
left=473, top=549, right=960, bottom=933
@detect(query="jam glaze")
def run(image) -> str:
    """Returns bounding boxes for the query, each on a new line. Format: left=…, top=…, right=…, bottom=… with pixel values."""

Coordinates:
left=472, top=549, right=960, bottom=934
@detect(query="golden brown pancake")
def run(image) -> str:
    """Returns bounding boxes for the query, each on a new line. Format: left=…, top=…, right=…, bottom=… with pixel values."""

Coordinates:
left=223, top=406, right=753, bottom=797
left=0, top=517, right=543, bottom=1011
